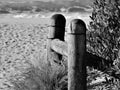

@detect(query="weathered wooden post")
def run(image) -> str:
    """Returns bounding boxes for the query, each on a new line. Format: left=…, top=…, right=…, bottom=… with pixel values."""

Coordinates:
left=68, top=19, right=87, bottom=90
left=47, top=14, right=66, bottom=64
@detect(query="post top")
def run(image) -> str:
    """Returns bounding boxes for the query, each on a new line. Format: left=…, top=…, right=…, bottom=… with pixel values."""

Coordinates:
left=68, top=19, right=86, bottom=34
left=50, top=14, right=66, bottom=27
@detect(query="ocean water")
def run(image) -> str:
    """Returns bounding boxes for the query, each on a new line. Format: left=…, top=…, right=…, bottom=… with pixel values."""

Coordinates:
left=0, top=12, right=91, bottom=27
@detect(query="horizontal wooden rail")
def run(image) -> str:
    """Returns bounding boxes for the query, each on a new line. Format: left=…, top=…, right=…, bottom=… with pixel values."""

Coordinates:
left=51, top=39, right=113, bottom=71
left=51, top=39, right=67, bottom=56
left=51, top=39, right=120, bottom=80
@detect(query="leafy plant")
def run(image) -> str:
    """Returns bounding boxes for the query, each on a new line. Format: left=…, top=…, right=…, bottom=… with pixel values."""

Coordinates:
left=87, top=0, right=120, bottom=62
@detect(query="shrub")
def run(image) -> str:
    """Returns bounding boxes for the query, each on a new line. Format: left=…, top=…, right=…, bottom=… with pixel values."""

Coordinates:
left=87, top=0, right=120, bottom=62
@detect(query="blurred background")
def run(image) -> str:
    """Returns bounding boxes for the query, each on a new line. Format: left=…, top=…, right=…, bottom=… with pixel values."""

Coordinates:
left=0, top=0, right=94, bottom=26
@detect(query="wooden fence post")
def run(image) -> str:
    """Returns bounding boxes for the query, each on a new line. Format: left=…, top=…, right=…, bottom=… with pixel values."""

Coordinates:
left=68, top=19, right=87, bottom=90
left=47, top=14, right=66, bottom=64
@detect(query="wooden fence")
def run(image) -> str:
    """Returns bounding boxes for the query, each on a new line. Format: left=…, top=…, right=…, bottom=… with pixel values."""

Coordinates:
left=47, top=14, right=117, bottom=90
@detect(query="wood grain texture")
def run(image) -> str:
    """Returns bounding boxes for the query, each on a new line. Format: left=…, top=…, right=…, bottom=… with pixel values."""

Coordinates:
left=68, top=19, right=86, bottom=90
